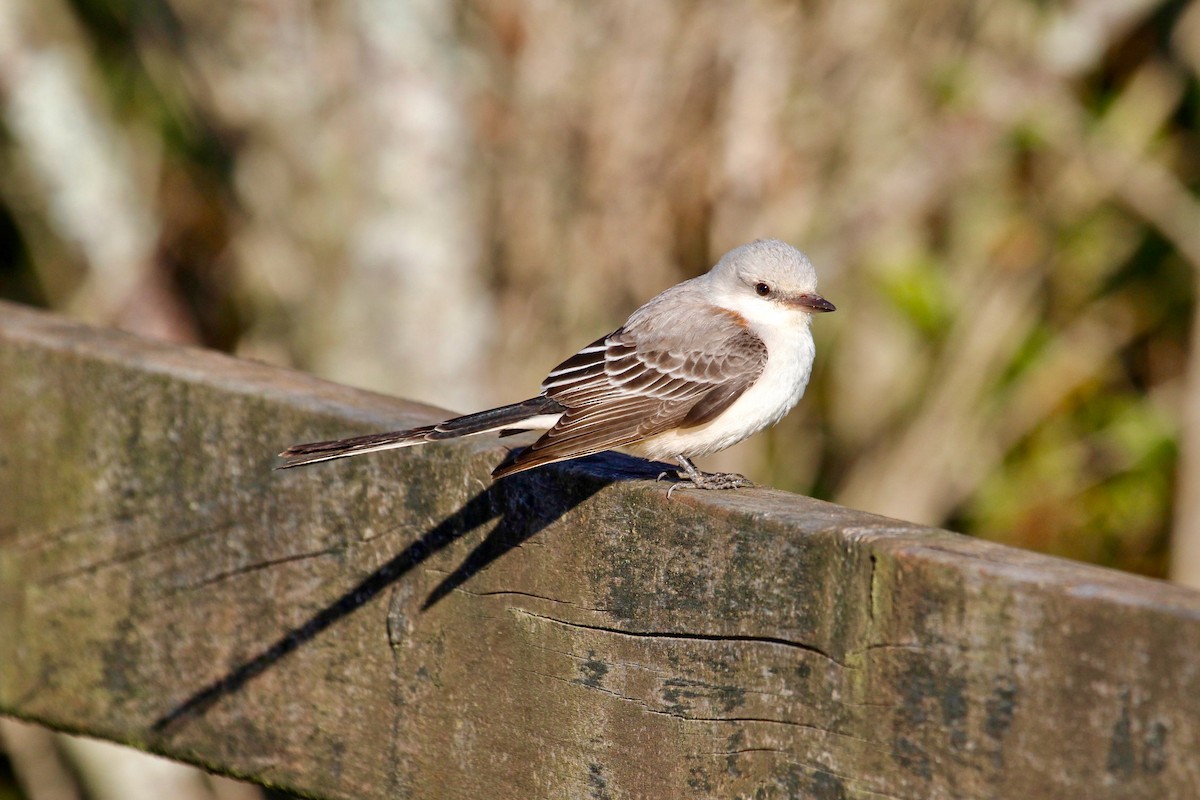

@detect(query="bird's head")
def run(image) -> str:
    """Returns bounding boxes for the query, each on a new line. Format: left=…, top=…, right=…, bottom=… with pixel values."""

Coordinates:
left=707, top=239, right=835, bottom=326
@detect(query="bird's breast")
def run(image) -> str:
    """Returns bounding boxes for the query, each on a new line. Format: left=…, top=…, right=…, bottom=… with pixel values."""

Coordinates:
left=636, top=322, right=816, bottom=459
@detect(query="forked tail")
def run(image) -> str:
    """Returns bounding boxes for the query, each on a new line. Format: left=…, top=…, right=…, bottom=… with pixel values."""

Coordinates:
left=276, top=396, right=564, bottom=469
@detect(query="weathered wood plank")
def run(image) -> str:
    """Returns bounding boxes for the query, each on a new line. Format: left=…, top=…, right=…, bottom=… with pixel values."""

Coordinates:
left=1, top=299, right=1198, bottom=799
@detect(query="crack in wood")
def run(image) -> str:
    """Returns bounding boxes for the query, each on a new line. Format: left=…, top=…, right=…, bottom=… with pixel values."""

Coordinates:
left=38, top=518, right=241, bottom=586
left=163, top=545, right=346, bottom=595
left=868, top=553, right=878, bottom=625
left=513, top=609, right=849, bottom=668
left=641, top=709, right=881, bottom=748
left=859, top=642, right=925, bottom=653
left=453, top=587, right=614, bottom=614
left=699, top=747, right=790, bottom=756
left=515, top=656, right=885, bottom=752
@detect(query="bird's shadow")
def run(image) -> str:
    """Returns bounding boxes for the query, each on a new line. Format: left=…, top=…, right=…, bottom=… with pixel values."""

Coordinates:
left=151, top=452, right=672, bottom=734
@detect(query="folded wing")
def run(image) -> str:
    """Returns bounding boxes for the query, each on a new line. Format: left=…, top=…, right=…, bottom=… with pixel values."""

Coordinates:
left=493, top=309, right=767, bottom=478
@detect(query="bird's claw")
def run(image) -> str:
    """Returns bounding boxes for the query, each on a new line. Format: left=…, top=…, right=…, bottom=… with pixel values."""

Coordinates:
left=664, top=470, right=753, bottom=499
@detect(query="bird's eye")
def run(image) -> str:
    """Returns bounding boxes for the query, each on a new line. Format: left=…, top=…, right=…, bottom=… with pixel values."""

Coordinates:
left=754, top=282, right=771, bottom=297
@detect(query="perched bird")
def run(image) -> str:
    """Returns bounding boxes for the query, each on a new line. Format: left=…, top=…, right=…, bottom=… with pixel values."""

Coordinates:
left=278, top=239, right=834, bottom=492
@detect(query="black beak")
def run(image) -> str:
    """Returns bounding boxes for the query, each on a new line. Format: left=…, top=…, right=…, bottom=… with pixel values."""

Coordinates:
left=793, top=293, right=836, bottom=313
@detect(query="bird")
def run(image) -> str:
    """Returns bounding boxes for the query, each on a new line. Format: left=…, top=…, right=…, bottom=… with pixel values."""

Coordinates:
left=278, top=239, right=835, bottom=493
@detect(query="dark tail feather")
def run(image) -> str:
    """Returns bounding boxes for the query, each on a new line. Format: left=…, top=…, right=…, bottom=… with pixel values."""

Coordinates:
left=276, top=427, right=435, bottom=469
left=276, top=396, right=564, bottom=469
left=424, top=396, right=564, bottom=439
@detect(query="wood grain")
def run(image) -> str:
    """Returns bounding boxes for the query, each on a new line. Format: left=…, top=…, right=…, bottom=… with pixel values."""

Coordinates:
left=1, top=301, right=1198, bottom=799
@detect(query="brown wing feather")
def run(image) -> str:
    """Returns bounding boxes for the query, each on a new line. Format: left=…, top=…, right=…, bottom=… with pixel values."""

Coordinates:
left=681, top=381, right=751, bottom=427
left=493, top=310, right=767, bottom=478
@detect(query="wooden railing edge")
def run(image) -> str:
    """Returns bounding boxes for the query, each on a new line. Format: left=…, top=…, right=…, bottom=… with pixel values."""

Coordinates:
left=2, top=300, right=1198, bottom=799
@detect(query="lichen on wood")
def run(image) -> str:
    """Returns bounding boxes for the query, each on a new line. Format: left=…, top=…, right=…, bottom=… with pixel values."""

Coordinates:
left=2, top=302, right=1199, bottom=799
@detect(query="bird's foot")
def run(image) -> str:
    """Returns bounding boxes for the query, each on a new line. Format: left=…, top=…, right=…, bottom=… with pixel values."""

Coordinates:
left=664, top=456, right=753, bottom=498
left=666, top=471, right=753, bottom=499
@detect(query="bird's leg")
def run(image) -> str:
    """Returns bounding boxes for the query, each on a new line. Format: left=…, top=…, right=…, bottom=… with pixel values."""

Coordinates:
left=666, top=455, right=752, bottom=498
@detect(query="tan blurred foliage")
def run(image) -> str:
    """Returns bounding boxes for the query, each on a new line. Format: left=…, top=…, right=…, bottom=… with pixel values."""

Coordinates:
left=1, top=1, right=1198, bottom=795
left=1, top=0, right=1196, bottom=573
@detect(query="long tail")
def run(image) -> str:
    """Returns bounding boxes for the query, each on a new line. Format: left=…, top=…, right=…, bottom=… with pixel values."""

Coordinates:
left=276, top=396, right=565, bottom=469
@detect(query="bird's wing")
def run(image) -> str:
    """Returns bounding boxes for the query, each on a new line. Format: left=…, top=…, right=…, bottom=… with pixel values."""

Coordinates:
left=492, top=310, right=767, bottom=478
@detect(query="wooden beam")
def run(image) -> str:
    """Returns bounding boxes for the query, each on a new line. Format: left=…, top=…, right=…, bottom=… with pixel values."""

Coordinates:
left=1, top=300, right=1198, bottom=799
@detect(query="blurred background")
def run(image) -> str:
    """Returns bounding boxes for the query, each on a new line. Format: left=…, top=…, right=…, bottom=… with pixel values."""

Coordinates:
left=1, top=0, right=1198, bottom=797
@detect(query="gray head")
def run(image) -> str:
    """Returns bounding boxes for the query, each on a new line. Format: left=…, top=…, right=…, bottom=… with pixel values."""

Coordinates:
left=706, top=239, right=835, bottom=320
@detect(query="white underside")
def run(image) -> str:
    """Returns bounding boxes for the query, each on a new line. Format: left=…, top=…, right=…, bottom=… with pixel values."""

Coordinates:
left=634, top=304, right=816, bottom=460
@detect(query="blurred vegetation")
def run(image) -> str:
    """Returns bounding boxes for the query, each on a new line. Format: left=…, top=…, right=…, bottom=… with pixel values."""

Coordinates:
left=2, top=0, right=1196, bottom=576
left=1, top=1, right=1198, bottom=796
